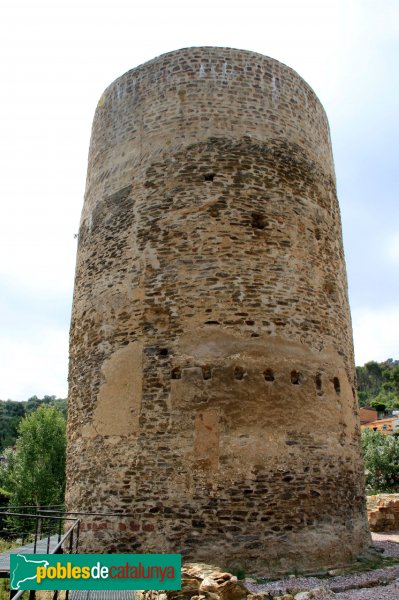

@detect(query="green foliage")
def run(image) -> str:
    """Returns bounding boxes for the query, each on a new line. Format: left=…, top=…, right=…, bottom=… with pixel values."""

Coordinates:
left=361, top=428, right=399, bottom=494
left=0, top=448, right=16, bottom=501
left=357, top=361, right=383, bottom=398
left=230, top=567, right=246, bottom=580
left=358, top=390, right=369, bottom=405
left=0, top=396, right=67, bottom=452
left=0, top=406, right=66, bottom=507
left=0, top=485, right=11, bottom=505
left=356, top=359, right=399, bottom=409
left=371, top=390, right=399, bottom=409
left=370, top=401, right=386, bottom=413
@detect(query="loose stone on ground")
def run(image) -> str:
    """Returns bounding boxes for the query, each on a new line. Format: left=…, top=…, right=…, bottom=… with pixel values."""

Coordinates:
left=138, top=531, right=399, bottom=600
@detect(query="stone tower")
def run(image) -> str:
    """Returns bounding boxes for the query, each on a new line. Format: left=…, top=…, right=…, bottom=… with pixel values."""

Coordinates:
left=66, top=47, right=371, bottom=575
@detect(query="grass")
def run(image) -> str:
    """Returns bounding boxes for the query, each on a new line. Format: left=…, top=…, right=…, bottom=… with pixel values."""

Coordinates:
left=0, top=537, right=18, bottom=598
left=341, top=554, right=399, bottom=574
left=0, top=580, right=68, bottom=599
left=0, top=538, right=19, bottom=553
left=230, top=567, right=247, bottom=580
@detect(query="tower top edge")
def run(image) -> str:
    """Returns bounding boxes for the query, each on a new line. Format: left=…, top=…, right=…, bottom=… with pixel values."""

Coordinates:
left=98, top=46, right=325, bottom=113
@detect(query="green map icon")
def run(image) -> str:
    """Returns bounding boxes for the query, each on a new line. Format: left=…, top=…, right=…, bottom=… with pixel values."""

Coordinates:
left=10, top=554, right=49, bottom=590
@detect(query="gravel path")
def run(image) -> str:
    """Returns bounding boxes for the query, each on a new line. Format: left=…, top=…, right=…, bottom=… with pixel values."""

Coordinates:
left=245, top=531, right=399, bottom=599
left=335, top=581, right=399, bottom=599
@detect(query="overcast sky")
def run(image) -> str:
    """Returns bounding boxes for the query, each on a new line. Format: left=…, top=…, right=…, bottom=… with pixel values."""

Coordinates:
left=0, top=0, right=398, bottom=401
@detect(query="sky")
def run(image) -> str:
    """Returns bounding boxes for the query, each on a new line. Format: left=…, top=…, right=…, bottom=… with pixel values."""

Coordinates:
left=0, top=0, right=398, bottom=401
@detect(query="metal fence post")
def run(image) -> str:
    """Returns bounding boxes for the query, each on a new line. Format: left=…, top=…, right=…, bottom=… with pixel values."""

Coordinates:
left=33, top=516, right=40, bottom=554
left=46, top=517, right=52, bottom=554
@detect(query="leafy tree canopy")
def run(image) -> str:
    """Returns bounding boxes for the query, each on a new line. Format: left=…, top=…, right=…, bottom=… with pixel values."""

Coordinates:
left=0, top=405, right=66, bottom=508
left=356, top=359, right=399, bottom=410
left=0, top=396, right=66, bottom=452
left=361, top=428, right=399, bottom=494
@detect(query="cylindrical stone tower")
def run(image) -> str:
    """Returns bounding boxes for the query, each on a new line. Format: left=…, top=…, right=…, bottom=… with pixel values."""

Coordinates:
left=67, top=47, right=371, bottom=575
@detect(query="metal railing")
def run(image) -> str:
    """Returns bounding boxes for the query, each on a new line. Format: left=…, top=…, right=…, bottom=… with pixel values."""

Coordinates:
left=0, top=509, right=80, bottom=600
left=0, top=505, right=65, bottom=544
left=1, top=506, right=134, bottom=599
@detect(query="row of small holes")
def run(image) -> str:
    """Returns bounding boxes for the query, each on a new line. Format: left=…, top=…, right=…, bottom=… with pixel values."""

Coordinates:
left=171, top=366, right=341, bottom=394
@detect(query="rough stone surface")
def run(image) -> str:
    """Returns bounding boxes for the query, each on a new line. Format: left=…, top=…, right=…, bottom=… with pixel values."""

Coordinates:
left=138, top=566, right=248, bottom=600
left=367, top=494, right=399, bottom=532
left=66, top=46, right=371, bottom=574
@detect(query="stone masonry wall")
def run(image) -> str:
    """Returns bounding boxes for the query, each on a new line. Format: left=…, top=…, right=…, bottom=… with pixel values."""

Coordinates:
left=66, top=47, right=371, bottom=575
left=367, top=494, right=399, bottom=531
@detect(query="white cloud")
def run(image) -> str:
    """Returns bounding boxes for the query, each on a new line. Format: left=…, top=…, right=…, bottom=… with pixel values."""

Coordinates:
left=0, top=329, right=68, bottom=401
left=352, top=306, right=399, bottom=366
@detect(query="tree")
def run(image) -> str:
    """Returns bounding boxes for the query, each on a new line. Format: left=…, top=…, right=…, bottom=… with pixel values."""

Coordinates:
left=361, top=428, right=399, bottom=494
left=0, top=396, right=67, bottom=452
left=0, top=448, right=15, bottom=503
left=382, top=363, right=399, bottom=396
left=370, top=401, right=386, bottom=413
left=0, top=405, right=66, bottom=507
left=356, top=359, right=399, bottom=409
left=372, top=390, right=399, bottom=411
left=356, top=361, right=384, bottom=400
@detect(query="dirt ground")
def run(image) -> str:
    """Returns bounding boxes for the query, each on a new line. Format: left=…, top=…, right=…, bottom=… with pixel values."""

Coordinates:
left=245, top=531, right=399, bottom=599
left=3, top=532, right=399, bottom=600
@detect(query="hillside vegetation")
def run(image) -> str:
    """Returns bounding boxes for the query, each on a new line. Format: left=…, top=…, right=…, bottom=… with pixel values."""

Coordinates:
left=0, top=396, right=66, bottom=452
left=356, top=359, right=399, bottom=411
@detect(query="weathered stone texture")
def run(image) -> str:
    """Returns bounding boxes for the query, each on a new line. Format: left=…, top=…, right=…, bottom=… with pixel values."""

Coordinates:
left=66, top=47, right=371, bottom=574
left=367, top=494, right=399, bottom=531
